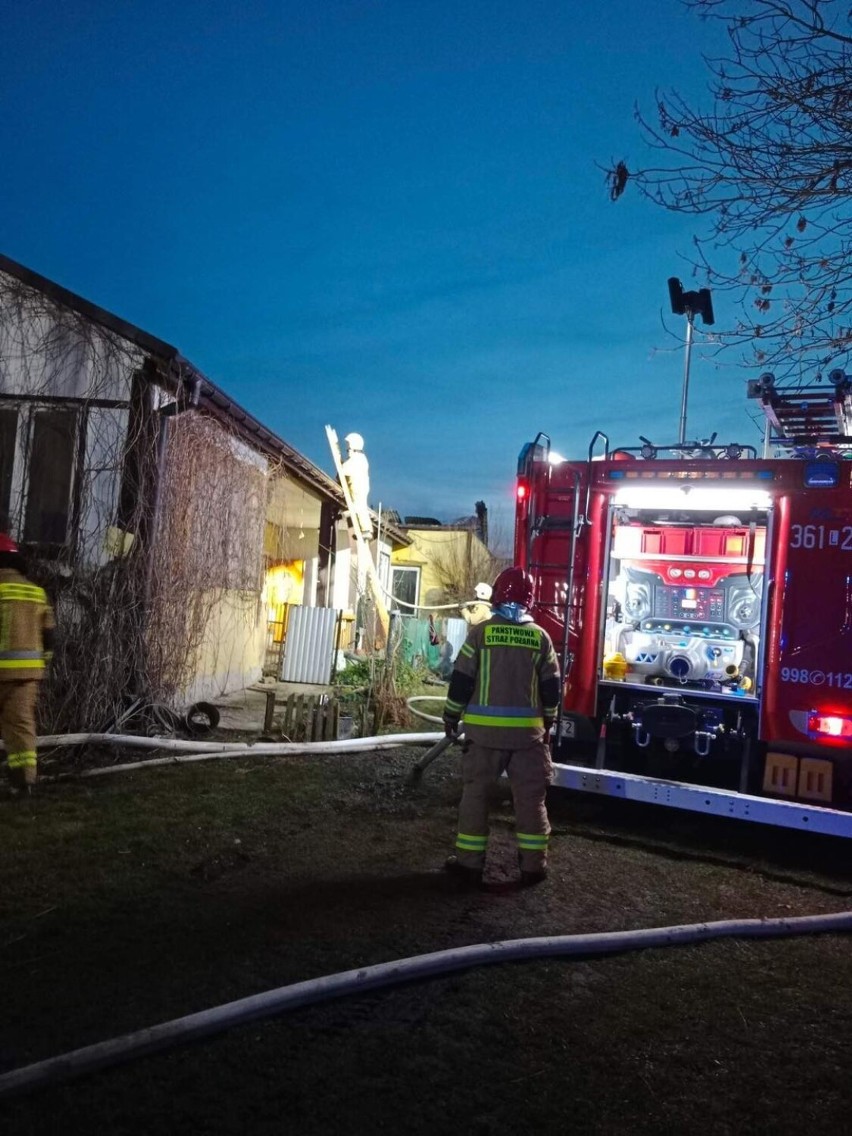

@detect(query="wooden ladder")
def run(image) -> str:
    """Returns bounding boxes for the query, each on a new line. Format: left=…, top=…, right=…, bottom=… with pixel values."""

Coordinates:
left=325, top=425, right=390, bottom=648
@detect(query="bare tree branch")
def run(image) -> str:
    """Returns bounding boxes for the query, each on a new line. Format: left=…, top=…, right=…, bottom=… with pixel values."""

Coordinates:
left=608, top=0, right=852, bottom=380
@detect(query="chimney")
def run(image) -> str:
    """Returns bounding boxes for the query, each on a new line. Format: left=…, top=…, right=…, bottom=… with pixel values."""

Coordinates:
left=474, top=500, right=488, bottom=547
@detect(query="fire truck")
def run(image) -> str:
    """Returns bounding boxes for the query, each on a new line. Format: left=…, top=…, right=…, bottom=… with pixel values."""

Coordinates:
left=515, top=373, right=852, bottom=836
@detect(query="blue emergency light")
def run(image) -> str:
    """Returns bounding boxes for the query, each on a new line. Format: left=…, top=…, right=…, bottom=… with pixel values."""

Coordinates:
left=803, top=460, right=840, bottom=488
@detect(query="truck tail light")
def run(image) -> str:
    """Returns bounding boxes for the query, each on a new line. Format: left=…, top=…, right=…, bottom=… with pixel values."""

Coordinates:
left=516, top=480, right=529, bottom=502
left=808, top=712, right=852, bottom=740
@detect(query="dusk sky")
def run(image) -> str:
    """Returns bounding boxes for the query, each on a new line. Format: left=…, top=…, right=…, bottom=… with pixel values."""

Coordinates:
left=1, top=0, right=754, bottom=533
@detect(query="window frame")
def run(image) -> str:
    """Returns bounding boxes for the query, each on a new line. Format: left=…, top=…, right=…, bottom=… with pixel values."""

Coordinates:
left=0, top=405, right=18, bottom=532
left=390, top=564, right=420, bottom=612
left=22, top=405, right=81, bottom=548
left=0, top=398, right=82, bottom=555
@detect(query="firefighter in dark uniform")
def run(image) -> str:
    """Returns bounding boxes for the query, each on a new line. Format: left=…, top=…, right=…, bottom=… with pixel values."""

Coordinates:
left=442, top=566, right=561, bottom=887
left=0, top=535, right=55, bottom=794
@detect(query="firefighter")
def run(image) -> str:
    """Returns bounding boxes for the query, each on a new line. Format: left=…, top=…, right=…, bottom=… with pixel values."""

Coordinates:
left=0, top=535, right=55, bottom=794
left=340, top=432, right=373, bottom=538
left=442, top=566, right=561, bottom=888
left=460, top=581, right=492, bottom=627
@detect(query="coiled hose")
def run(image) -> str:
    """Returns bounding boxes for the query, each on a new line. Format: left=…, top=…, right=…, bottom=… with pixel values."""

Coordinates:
left=406, top=695, right=445, bottom=726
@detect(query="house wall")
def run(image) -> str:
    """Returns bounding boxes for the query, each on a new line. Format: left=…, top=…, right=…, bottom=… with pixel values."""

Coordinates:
left=1, top=265, right=353, bottom=714
left=265, top=472, right=327, bottom=613
left=0, top=273, right=144, bottom=563
left=327, top=523, right=398, bottom=648
left=2, top=399, right=134, bottom=564
left=78, top=404, right=132, bottom=566
left=172, top=429, right=348, bottom=697
left=332, top=526, right=354, bottom=612
left=0, top=273, right=140, bottom=402
left=151, top=417, right=271, bottom=703
left=181, top=588, right=266, bottom=705
left=392, top=529, right=482, bottom=609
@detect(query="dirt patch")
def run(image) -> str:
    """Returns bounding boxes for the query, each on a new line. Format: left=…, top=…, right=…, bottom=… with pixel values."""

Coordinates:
left=2, top=744, right=852, bottom=1135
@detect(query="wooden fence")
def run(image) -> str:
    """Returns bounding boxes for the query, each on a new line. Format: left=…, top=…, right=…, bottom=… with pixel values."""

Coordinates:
left=263, top=691, right=345, bottom=742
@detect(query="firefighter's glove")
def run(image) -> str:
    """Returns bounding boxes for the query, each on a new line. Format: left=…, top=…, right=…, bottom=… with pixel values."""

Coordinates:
left=544, top=717, right=555, bottom=734
left=443, top=716, right=460, bottom=740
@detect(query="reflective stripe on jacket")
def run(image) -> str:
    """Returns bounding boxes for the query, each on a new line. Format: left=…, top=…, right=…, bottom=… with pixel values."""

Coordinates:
left=0, top=571, right=55, bottom=682
left=444, top=614, right=561, bottom=749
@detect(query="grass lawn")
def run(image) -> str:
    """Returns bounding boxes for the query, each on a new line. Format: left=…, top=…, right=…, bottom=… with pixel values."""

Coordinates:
left=2, top=744, right=851, bottom=1135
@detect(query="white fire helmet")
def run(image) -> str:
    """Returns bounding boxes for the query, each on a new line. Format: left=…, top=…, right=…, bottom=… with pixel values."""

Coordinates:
left=344, top=432, right=365, bottom=452
left=474, top=582, right=493, bottom=602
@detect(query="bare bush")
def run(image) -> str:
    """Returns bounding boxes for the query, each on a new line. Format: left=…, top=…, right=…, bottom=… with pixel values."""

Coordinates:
left=426, top=532, right=503, bottom=608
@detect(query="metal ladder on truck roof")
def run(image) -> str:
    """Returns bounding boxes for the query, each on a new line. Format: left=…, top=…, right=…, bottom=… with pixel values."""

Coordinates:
left=748, top=371, right=852, bottom=455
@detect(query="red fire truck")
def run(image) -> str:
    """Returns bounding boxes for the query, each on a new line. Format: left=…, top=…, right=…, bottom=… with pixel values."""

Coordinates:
left=515, top=374, right=852, bottom=836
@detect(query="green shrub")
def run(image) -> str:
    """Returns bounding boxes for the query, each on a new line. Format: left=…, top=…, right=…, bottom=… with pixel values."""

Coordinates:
left=331, top=653, right=433, bottom=732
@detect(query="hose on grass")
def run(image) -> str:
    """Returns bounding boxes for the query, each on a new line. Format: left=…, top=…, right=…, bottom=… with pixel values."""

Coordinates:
left=36, top=732, right=441, bottom=753
left=21, top=696, right=450, bottom=780
left=1, top=910, right=850, bottom=1098
left=8, top=694, right=450, bottom=781
left=406, top=695, right=446, bottom=725
left=31, top=732, right=445, bottom=779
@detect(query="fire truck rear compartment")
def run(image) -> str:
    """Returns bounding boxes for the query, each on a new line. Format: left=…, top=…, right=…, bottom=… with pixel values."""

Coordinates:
left=602, top=510, right=766, bottom=698
left=583, top=507, right=768, bottom=787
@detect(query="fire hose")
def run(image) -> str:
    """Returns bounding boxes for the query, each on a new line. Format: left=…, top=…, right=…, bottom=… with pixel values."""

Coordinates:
left=2, top=697, right=453, bottom=782
left=28, top=731, right=446, bottom=779
left=405, top=695, right=462, bottom=783
left=1, top=910, right=850, bottom=1097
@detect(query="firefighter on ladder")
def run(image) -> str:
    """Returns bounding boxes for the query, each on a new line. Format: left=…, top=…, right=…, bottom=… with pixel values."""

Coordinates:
left=0, top=535, right=55, bottom=795
left=340, top=432, right=373, bottom=539
left=442, top=567, right=561, bottom=888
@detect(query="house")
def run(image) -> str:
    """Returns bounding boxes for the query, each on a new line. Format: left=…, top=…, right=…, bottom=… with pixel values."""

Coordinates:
left=389, top=502, right=497, bottom=613
left=0, top=253, right=408, bottom=730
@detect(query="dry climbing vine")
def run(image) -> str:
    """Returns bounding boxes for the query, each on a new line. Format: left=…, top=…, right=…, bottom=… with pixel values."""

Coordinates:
left=0, top=268, right=285, bottom=732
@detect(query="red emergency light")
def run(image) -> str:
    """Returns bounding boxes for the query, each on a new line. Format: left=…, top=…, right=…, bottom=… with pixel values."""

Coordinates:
left=808, top=712, right=852, bottom=740
left=516, top=480, right=529, bottom=502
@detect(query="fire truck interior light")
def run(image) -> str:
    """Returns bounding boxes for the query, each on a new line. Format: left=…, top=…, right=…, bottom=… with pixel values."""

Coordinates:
left=613, top=486, right=773, bottom=511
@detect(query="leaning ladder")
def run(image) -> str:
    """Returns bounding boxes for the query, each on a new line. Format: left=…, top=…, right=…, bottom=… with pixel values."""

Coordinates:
left=325, top=425, right=390, bottom=649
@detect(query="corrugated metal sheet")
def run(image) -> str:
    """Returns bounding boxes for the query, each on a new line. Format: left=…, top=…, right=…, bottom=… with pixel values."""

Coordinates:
left=445, top=617, right=468, bottom=661
left=280, top=606, right=340, bottom=685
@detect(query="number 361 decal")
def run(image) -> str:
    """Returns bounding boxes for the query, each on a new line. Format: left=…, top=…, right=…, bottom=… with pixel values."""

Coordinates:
left=789, top=524, right=852, bottom=550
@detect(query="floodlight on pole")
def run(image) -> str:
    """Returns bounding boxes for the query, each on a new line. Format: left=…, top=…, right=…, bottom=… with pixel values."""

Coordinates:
left=668, top=278, right=714, bottom=445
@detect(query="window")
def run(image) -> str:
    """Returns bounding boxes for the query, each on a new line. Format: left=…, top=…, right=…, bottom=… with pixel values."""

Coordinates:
left=378, top=550, right=391, bottom=592
left=117, top=373, right=157, bottom=534
left=23, top=408, right=78, bottom=545
left=391, top=565, right=420, bottom=612
left=0, top=407, right=17, bottom=532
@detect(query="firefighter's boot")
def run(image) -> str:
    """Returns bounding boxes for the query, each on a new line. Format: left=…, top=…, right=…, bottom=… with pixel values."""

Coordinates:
left=7, top=766, right=29, bottom=794
left=518, top=851, right=548, bottom=887
left=443, top=855, right=484, bottom=888
left=519, top=866, right=549, bottom=887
